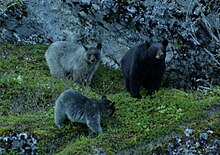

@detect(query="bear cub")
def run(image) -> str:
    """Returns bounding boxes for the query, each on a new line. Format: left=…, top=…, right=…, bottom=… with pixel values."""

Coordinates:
left=45, top=41, right=102, bottom=87
left=121, top=40, right=168, bottom=99
left=54, top=89, right=115, bottom=134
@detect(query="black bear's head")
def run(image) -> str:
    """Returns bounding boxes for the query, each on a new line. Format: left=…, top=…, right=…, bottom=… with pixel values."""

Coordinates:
left=146, top=40, right=168, bottom=62
left=84, top=43, right=102, bottom=64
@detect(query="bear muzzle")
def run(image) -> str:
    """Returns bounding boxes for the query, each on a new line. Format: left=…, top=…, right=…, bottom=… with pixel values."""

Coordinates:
left=90, top=55, right=97, bottom=63
left=156, top=52, right=164, bottom=59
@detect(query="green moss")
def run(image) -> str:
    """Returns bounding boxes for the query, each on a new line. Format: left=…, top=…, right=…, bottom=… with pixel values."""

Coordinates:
left=0, top=42, right=219, bottom=154
left=0, top=127, right=11, bottom=136
left=91, top=64, right=124, bottom=94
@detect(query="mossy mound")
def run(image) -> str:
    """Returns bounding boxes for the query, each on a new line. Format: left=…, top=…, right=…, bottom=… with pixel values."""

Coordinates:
left=0, top=42, right=219, bottom=154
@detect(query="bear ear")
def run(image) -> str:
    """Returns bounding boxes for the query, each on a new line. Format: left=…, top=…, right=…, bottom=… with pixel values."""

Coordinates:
left=144, top=40, right=151, bottom=48
left=96, top=43, right=102, bottom=50
left=162, top=40, right=168, bottom=48
left=83, top=45, right=88, bottom=51
left=101, top=95, right=107, bottom=100
left=110, top=102, right=115, bottom=107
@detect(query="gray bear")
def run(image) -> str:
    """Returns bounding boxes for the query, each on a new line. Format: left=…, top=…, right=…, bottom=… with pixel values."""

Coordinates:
left=54, top=89, right=115, bottom=134
left=45, top=41, right=102, bottom=87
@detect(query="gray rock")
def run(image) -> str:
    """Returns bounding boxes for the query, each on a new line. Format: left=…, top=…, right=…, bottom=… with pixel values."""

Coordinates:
left=199, top=132, right=208, bottom=140
left=184, top=128, right=193, bottom=137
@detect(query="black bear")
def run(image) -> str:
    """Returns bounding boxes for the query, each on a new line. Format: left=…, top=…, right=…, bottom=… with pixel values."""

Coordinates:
left=54, top=89, right=115, bottom=134
left=121, top=40, right=168, bottom=99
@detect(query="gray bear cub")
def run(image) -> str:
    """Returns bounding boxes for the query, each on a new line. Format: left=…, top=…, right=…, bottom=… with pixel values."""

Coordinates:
left=54, top=89, right=115, bottom=134
left=45, top=41, right=102, bottom=86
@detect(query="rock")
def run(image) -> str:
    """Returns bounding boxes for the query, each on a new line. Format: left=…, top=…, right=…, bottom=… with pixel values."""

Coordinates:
left=184, top=128, right=193, bottom=137
left=207, top=130, right=214, bottom=134
left=0, top=131, right=38, bottom=155
left=199, top=133, right=208, bottom=140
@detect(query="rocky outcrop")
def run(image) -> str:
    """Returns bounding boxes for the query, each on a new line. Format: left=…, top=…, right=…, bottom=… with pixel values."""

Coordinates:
left=0, top=0, right=219, bottom=89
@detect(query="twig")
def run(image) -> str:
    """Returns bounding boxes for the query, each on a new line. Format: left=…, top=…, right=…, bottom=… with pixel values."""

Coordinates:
left=194, top=0, right=220, bottom=45
left=204, top=48, right=220, bottom=66
left=200, top=12, right=220, bottom=44
left=197, top=86, right=212, bottom=91
left=102, top=80, right=113, bottom=96
left=185, top=0, right=192, bottom=23
left=190, top=20, right=201, bottom=45
left=0, top=2, right=18, bottom=16
left=105, top=53, right=121, bottom=68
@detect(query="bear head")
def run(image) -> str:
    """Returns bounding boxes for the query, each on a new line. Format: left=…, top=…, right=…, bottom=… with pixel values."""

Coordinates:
left=98, top=96, right=115, bottom=117
left=84, top=43, right=102, bottom=64
left=144, top=40, right=168, bottom=63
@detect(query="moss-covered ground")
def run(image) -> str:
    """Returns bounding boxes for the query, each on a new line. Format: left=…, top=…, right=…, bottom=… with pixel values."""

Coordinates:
left=0, top=42, right=219, bottom=154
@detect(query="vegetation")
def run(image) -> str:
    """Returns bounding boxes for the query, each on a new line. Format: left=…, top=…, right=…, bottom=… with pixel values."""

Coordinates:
left=0, top=42, right=219, bottom=154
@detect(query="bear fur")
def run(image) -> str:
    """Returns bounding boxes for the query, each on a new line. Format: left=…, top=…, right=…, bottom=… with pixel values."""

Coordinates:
left=54, top=89, right=115, bottom=134
left=45, top=41, right=102, bottom=87
left=121, top=40, right=168, bottom=99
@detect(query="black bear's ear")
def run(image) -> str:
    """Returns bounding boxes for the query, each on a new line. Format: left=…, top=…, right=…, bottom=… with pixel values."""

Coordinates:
left=144, top=40, right=151, bottom=48
left=101, top=96, right=107, bottom=100
left=83, top=45, right=88, bottom=51
left=162, top=40, right=168, bottom=48
left=96, top=43, right=102, bottom=50
left=110, top=102, right=115, bottom=107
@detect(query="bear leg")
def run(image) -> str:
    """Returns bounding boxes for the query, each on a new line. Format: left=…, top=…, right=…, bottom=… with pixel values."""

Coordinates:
left=86, top=118, right=102, bottom=134
left=54, top=109, right=67, bottom=128
left=147, top=79, right=161, bottom=96
left=125, top=78, right=131, bottom=92
left=48, top=60, right=65, bottom=77
left=130, top=79, right=142, bottom=99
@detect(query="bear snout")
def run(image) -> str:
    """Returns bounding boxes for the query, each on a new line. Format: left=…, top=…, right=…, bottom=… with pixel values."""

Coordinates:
left=90, top=55, right=97, bottom=63
left=156, top=52, right=164, bottom=59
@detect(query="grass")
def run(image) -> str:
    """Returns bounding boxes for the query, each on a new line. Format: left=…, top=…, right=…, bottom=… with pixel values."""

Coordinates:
left=0, top=42, right=219, bottom=154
